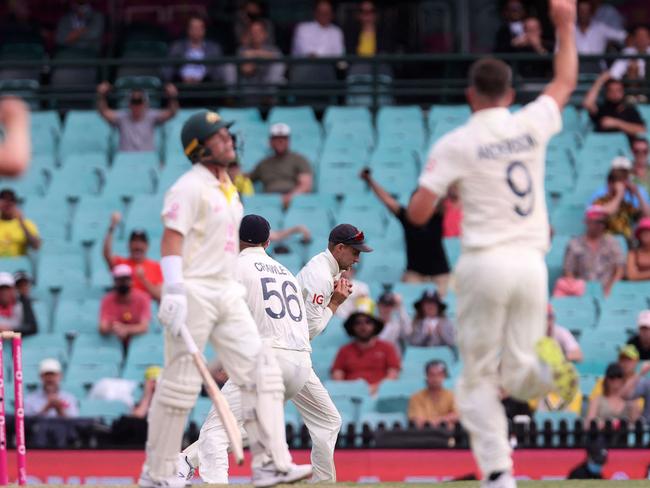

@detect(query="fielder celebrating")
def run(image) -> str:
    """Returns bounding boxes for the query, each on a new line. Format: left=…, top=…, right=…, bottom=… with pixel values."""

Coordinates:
left=139, top=111, right=309, bottom=488
left=180, top=221, right=371, bottom=483
left=407, top=1, right=578, bottom=487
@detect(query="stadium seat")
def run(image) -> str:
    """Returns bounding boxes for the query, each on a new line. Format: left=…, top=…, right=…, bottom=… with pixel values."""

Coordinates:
left=323, top=379, right=371, bottom=424
left=191, top=396, right=214, bottom=426
left=53, top=299, right=101, bottom=334
left=323, top=106, right=372, bottom=132
left=338, top=206, right=385, bottom=241
left=375, top=379, right=423, bottom=413
left=428, top=105, right=470, bottom=131
left=103, top=157, right=159, bottom=198
left=124, top=193, right=166, bottom=241
left=310, top=346, right=339, bottom=381
left=551, top=296, right=597, bottom=331
left=371, top=164, right=418, bottom=198
left=284, top=199, right=335, bottom=240
left=68, top=347, right=123, bottom=367
left=73, top=333, right=123, bottom=353
left=72, top=195, right=125, bottom=244
left=402, top=346, right=456, bottom=377
left=60, top=111, right=111, bottom=157
left=267, top=106, right=317, bottom=126
left=65, top=363, right=121, bottom=390
left=376, top=106, right=423, bottom=131
left=37, top=253, right=87, bottom=296
left=48, top=153, right=106, bottom=198
left=274, top=253, right=304, bottom=276
left=443, top=238, right=461, bottom=268
left=357, top=251, right=405, bottom=284
left=311, top=315, right=348, bottom=349
left=79, top=398, right=130, bottom=422
left=217, top=107, right=261, bottom=124
left=30, top=111, right=61, bottom=157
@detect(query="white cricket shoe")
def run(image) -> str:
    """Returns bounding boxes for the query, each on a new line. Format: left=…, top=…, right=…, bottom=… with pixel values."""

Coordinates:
left=252, top=462, right=313, bottom=488
left=481, top=472, right=517, bottom=488
left=139, top=469, right=188, bottom=488
left=176, top=453, right=195, bottom=482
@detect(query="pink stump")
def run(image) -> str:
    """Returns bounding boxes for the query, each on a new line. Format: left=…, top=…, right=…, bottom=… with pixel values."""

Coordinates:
left=0, top=343, right=7, bottom=485
left=12, top=336, right=25, bottom=486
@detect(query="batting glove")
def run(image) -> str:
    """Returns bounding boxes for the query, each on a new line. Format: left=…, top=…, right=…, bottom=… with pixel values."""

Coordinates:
left=158, top=283, right=187, bottom=337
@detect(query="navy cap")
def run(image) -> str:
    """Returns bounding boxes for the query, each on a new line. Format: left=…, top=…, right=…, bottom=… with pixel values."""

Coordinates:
left=240, top=214, right=271, bottom=245
left=129, top=228, right=149, bottom=242
left=328, top=224, right=373, bottom=252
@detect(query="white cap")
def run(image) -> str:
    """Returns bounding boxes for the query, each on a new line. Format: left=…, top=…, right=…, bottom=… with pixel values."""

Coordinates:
left=270, top=123, right=291, bottom=137
left=39, top=358, right=62, bottom=374
left=638, top=310, right=650, bottom=328
left=0, top=272, right=15, bottom=287
left=611, top=156, right=632, bottom=170
left=112, top=264, right=132, bottom=278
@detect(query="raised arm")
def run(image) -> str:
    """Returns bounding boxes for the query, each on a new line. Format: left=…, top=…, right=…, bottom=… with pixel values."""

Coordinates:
left=582, top=72, right=610, bottom=115
left=155, top=84, right=180, bottom=124
left=542, top=0, right=578, bottom=110
left=103, top=212, right=120, bottom=269
left=361, top=168, right=401, bottom=215
left=0, top=98, right=30, bottom=177
left=96, top=82, right=119, bottom=125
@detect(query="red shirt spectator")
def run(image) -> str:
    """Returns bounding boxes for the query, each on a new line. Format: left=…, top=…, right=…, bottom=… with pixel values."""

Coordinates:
left=103, top=213, right=162, bottom=301
left=442, top=185, right=462, bottom=238
left=99, top=264, right=151, bottom=343
left=331, top=312, right=400, bottom=394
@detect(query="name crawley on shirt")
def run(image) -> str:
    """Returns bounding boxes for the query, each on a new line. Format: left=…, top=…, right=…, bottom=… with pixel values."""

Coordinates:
left=477, top=133, right=537, bottom=160
left=254, top=262, right=289, bottom=276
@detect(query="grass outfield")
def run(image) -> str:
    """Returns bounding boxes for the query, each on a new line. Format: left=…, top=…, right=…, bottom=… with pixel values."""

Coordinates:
left=31, top=483, right=650, bottom=487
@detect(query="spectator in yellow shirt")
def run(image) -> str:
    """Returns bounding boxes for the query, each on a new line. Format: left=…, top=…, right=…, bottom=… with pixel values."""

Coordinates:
left=0, top=189, right=40, bottom=257
left=589, top=344, right=644, bottom=411
left=227, top=160, right=254, bottom=196
left=408, top=360, right=458, bottom=428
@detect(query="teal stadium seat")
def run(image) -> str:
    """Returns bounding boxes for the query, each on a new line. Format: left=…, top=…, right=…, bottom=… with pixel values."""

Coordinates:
left=267, top=106, right=317, bottom=126
left=443, top=238, right=461, bottom=268
left=402, top=346, right=456, bottom=377
left=550, top=296, right=597, bottom=332
left=323, top=379, right=371, bottom=424
left=37, top=253, right=87, bottom=295
left=371, top=164, right=418, bottom=198
left=48, top=153, right=106, bottom=198
left=65, top=363, right=121, bottom=390
left=53, top=299, right=101, bottom=334
left=310, top=346, right=339, bottom=381
left=428, top=105, right=470, bottom=132
left=376, top=105, right=423, bottom=131
left=324, top=122, right=374, bottom=150
left=217, top=107, right=261, bottom=124
left=357, top=251, right=405, bottom=285
left=73, top=333, right=123, bottom=352
left=375, top=379, right=423, bottom=413
left=79, top=398, right=129, bottom=422
left=317, top=165, right=367, bottom=196
left=274, top=253, right=304, bottom=276
left=323, top=106, right=372, bottom=132
left=68, top=347, right=123, bottom=367
left=60, top=111, right=111, bottom=157
left=124, top=194, right=166, bottom=241
left=72, top=195, right=124, bottom=244
left=311, top=315, right=348, bottom=349
left=191, top=397, right=214, bottom=426
left=30, top=111, right=61, bottom=157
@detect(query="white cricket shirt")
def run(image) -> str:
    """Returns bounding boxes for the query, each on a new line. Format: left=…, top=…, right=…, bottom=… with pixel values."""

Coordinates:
left=419, top=95, right=562, bottom=253
left=236, top=247, right=311, bottom=352
left=296, top=249, right=341, bottom=340
left=161, top=163, right=243, bottom=281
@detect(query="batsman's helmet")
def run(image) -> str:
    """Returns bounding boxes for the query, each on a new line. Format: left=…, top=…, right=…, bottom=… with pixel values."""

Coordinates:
left=181, top=110, right=233, bottom=163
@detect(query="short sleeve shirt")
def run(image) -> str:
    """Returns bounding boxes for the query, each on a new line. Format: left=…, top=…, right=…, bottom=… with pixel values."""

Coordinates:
left=100, top=289, right=151, bottom=325
left=115, top=109, right=162, bottom=152
left=563, top=235, right=624, bottom=284
left=418, top=95, right=562, bottom=253
left=331, top=339, right=401, bottom=384
left=0, top=218, right=39, bottom=257
left=161, top=164, right=243, bottom=281
left=24, top=389, right=79, bottom=418
left=249, top=152, right=312, bottom=193
left=396, top=206, right=449, bottom=277
left=407, top=388, right=456, bottom=423
left=111, top=257, right=163, bottom=295
left=553, top=325, right=580, bottom=358
left=591, top=103, right=645, bottom=134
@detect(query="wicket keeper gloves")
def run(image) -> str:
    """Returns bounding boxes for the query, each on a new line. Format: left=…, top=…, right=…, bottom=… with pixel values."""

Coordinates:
left=159, top=255, right=186, bottom=337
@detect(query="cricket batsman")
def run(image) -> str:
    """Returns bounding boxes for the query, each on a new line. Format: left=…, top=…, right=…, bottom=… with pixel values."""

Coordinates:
left=407, top=1, right=579, bottom=487
left=138, top=111, right=310, bottom=488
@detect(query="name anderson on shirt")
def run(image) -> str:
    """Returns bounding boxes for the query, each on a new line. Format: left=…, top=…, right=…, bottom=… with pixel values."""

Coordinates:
left=477, top=133, right=537, bottom=160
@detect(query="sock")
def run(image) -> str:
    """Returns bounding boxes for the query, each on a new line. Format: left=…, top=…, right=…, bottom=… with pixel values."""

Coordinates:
left=488, top=471, right=504, bottom=481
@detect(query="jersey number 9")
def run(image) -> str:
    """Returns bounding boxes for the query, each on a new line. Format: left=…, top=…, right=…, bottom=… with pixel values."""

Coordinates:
left=261, top=277, right=303, bottom=322
left=506, top=161, right=534, bottom=217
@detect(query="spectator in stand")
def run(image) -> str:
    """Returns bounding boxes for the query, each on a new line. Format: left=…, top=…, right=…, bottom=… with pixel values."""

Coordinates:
left=99, top=264, right=151, bottom=344
left=334, top=267, right=372, bottom=319
left=575, top=0, right=626, bottom=55
left=592, top=0, right=625, bottom=30
left=0, top=272, right=26, bottom=334
left=558, top=205, right=624, bottom=297
left=622, top=360, right=650, bottom=422
left=494, top=0, right=527, bottom=52
left=590, top=167, right=650, bottom=240
left=509, top=17, right=554, bottom=78
left=585, top=362, right=640, bottom=426
left=0, top=189, right=40, bottom=257
left=626, top=218, right=650, bottom=281
left=234, top=0, right=275, bottom=47
left=377, top=292, right=411, bottom=355
left=96, top=83, right=178, bottom=152
left=407, top=290, right=455, bottom=348
left=583, top=72, right=646, bottom=138
left=55, top=0, right=104, bottom=53
left=630, top=137, right=650, bottom=192
left=610, top=26, right=650, bottom=82
left=344, top=1, right=395, bottom=56
left=408, top=360, right=458, bottom=429
left=0, top=2, right=42, bottom=45
left=13, top=270, right=37, bottom=336
left=24, top=359, right=78, bottom=418
left=443, top=184, right=462, bottom=238
left=546, top=304, right=583, bottom=362
left=361, top=168, right=450, bottom=292
left=292, top=0, right=344, bottom=57
left=331, top=310, right=400, bottom=394
left=238, top=20, right=284, bottom=86
left=131, top=365, right=161, bottom=419
left=627, top=311, right=650, bottom=360
left=103, top=213, right=162, bottom=302
left=248, top=123, right=313, bottom=208
left=227, top=160, right=254, bottom=196
left=165, top=16, right=231, bottom=85
left=590, top=345, right=641, bottom=403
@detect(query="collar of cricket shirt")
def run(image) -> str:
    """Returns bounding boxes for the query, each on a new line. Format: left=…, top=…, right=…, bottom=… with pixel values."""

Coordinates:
left=324, top=248, right=340, bottom=277
left=193, top=164, right=238, bottom=203
left=240, top=246, right=266, bottom=256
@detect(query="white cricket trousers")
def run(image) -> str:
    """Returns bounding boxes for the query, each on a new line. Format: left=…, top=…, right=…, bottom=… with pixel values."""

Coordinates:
left=454, top=246, right=552, bottom=478
left=144, top=279, right=262, bottom=480
left=194, top=350, right=341, bottom=483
